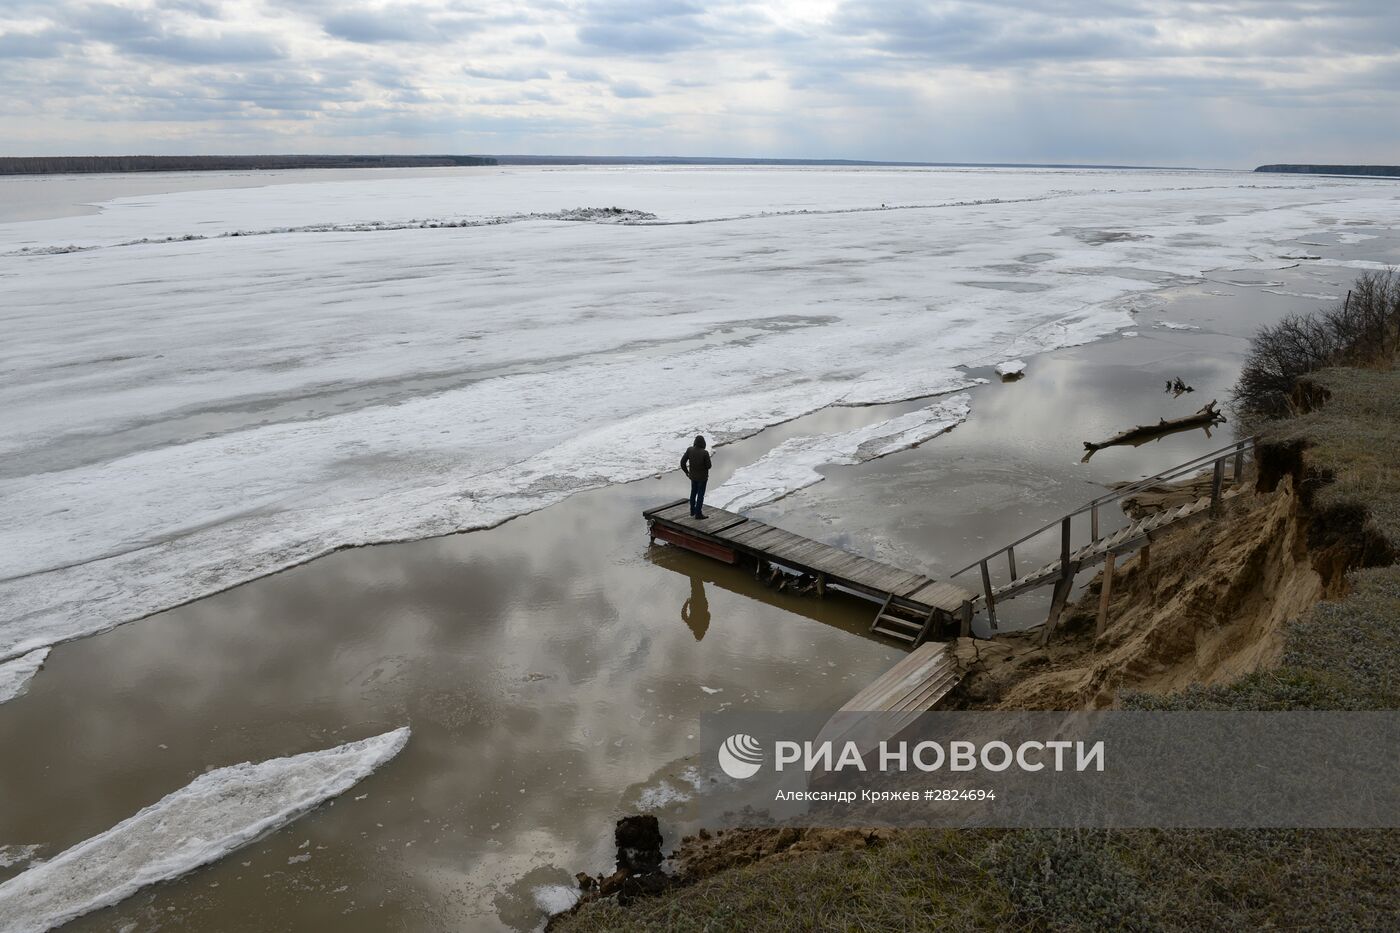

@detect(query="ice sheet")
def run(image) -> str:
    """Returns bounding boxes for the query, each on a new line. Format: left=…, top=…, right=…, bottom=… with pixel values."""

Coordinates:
left=0, top=647, right=49, bottom=704
left=3, top=166, right=1397, bottom=661
left=0, top=727, right=410, bottom=933
left=712, top=395, right=971, bottom=512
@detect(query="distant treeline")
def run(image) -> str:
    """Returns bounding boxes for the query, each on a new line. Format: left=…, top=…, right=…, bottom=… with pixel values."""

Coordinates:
left=1255, top=164, right=1400, bottom=178
left=490, top=154, right=1183, bottom=169
left=0, top=154, right=497, bottom=175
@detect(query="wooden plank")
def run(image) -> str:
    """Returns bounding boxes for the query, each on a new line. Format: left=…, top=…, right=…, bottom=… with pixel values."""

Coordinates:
left=1211, top=459, right=1224, bottom=517
left=727, top=526, right=792, bottom=550
left=879, top=656, right=958, bottom=712
left=904, top=581, right=970, bottom=609
left=849, top=563, right=924, bottom=591
left=980, top=559, right=998, bottom=630
left=1038, top=563, right=1079, bottom=646
left=666, top=508, right=748, bottom=535
left=657, top=512, right=749, bottom=538
left=642, top=498, right=689, bottom=518
left=851, top=642, right=946, bottom=701
left=766, top=539, right=830, bottom=563
left=889, top=667, right=960, bottom=713
left=818, top=653, right=961, bottom=754
left=841, top=643, right=948, bottom=711
left=651, top=525, right=738, bottom=564
left=723, top=522, right=780, bottom=544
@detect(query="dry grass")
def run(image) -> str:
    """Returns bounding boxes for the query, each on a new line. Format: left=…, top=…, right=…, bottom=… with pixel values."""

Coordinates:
left=558, top=831, right=1012, bottom=933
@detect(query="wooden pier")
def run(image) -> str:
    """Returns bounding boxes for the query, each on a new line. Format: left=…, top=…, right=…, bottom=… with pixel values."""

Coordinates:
left=645, top=438, right=1261, bottom=725
left=644, top=500, right=972, bottom=645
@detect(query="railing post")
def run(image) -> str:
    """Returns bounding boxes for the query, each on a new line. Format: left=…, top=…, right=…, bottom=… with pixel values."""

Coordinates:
left=1096, top=551, right=1116, bottom=638
left=1006, top=545, right=1017, bottom=581
left=1211, top=459, right=1224, bottom=516
left=1091, top=503, right=1099, bottom=542
left=1060, top=516, right=1072, bottom=578
left=979, top=559, right=998, bottom=631
left=1233, top=446, right=1245, bottom=483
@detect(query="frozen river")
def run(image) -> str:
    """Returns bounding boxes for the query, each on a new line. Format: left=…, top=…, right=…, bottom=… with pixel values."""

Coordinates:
left=4, top=165, right=1396, bottom=667
left=2, top=163, right=1399, bottom=931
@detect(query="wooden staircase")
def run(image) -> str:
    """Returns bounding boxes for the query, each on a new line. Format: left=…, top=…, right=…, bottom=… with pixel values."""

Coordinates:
left=951, top=437, right=1258, bottom=643
left=992, top=485, right=1247, bottom=602
left=869, top=593, right=937, bottom=644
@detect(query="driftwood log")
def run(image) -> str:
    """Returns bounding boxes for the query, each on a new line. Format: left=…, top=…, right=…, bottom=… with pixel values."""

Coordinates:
left=1082, top=400, right=1226, bottom=460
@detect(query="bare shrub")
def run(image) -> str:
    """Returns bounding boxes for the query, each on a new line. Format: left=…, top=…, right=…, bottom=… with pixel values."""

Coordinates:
left=1233, top=269, right=1400, bottom=422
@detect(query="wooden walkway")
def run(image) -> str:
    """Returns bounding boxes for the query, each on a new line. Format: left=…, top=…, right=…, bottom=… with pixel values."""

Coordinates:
left=816, top=642, right=961, bottom=753
left=644, top=500, right=972, bottom=645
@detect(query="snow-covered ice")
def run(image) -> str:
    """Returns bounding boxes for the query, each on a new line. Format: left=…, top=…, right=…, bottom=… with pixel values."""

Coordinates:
left=0, top=726, right=409, bottom=933
left=0, top=844, right=42, bottom=870
left=994, top=359, right=1028, bottom=378
left=0, top=647, right=49, bottom=704
left=712, top=395, right=971, bottom=512
left=3, top=166, right=1398, bottom=661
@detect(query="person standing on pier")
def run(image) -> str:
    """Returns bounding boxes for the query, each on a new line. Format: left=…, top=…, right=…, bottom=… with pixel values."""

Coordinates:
left=680, top=435, right=712, bottom=519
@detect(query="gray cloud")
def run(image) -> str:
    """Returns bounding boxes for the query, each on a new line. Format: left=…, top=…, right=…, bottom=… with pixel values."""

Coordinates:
left=575, top=0, right=713, bottom=54
left=610, top=80, right=654, bottom=98
left=2, top=0, right=1398, bottom=165
left=465, top=64, right=551, bottom=81
left=54, top=2, right=285, bottom=62
left=321, top=4, right=490, bottom=44
left=0, top=28, right=75, bottom=59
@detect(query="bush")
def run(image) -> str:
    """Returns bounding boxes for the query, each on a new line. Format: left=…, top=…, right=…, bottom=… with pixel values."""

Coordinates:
left=1233, top=270, right=1400, bottom=422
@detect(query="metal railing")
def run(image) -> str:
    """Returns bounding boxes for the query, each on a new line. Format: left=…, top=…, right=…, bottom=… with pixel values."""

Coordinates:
left=949, top=436, right=1258, bottom=630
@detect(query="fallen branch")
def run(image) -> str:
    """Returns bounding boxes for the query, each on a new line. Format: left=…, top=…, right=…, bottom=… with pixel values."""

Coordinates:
left=1082, top=400, right=1226, bottom=460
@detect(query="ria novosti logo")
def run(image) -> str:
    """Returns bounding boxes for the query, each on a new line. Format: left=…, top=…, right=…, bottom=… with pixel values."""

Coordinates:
left=717, top=732, right=1106, bottom=779
left=717, top=733, right=764, bottom=779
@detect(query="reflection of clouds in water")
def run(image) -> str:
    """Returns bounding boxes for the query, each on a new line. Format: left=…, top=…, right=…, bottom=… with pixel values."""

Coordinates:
left=0, top=465, right=906, bottom=931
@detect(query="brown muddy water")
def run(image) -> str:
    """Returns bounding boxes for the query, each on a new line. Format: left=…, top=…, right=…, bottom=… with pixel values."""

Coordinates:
left=1, top=234, right=1395, bottom=931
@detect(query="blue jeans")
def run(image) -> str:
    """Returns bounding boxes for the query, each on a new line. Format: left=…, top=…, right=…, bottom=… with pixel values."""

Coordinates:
left=689, top=479, right=707, bottom=516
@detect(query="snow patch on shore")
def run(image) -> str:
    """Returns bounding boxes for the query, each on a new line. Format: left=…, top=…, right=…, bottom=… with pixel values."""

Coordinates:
left=0, top=727, right=409, bottom=932
left=534, top=883, right=581, bottom=916
left=713, top=394, right=971, bottom=512
left=0, top=647, right=49, bottom=704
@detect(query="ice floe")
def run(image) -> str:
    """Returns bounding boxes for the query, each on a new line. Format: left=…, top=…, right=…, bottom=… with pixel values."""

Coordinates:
left=712, top=394, right=971, bottom=512
left=994, top=359, right=1027, bottom=378
left=0, top=844, right=42, bottom=870
left=0, top=727, right=409, bottom=932
left=0, top=647, right=49, bottom=704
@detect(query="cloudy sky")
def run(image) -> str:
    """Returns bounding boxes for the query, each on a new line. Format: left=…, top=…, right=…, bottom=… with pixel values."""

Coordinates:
left=1, top=1, right=1396, bottom=166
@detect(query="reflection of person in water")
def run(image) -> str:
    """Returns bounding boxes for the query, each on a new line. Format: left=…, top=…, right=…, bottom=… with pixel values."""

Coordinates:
left=681, top=576, right=711, bottom=641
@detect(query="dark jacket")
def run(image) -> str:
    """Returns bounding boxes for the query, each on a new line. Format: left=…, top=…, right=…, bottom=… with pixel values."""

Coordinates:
left=681, top=444, right=712, bottom=482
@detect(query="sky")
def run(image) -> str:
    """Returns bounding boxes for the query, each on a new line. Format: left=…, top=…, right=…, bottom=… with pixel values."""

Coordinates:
left=1, top=1, right=1397, bottom=167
